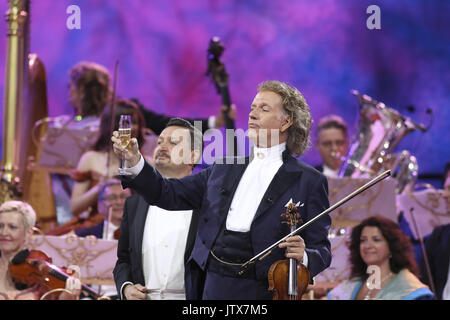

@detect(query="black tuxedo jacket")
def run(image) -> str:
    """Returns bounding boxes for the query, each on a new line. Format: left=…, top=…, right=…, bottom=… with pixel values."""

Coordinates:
left=113, top=194, right=199, bottom=299
left=422, top=224, right=450, bottom=300
left=75, top=221, right=104, bottom=239
left=122, top=149, right=332, bottom=299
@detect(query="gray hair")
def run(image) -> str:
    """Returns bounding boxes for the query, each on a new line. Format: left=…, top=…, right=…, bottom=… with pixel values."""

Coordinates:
left=98, top=179, right=123, bottom=201
left=257, top=80, right=312, bottom=156
left=0, top=200, right=37, bottom=230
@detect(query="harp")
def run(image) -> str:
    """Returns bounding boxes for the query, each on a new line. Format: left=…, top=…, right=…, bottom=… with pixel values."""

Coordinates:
left=1, top=0, right=56, bottom=230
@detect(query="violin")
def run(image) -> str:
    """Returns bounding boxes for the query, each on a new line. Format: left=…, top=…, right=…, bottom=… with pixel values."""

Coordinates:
left=268, top=201, right=310, bottom=300
left=113, top=227, right=120, bottom=240
left=8, top=249, right=105, bottom=300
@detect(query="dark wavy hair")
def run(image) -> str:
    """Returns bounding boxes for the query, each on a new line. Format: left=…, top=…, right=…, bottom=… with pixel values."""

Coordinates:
left=348, top=215, right=419, bottom=280
left=92, top=98, right=146, bottom=152
left=69, top=61, right=111, bottom=117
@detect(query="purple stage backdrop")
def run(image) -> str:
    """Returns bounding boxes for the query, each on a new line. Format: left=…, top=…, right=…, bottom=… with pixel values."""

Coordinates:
left=0, top=0, right=449, bottom=183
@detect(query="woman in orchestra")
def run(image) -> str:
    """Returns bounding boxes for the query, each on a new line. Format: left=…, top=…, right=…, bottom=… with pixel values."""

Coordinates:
left=69, top=98, right=151, bottom=219
left=327, top=215, right=434, bottom=300
left=0, top=201, right=79, bottom=300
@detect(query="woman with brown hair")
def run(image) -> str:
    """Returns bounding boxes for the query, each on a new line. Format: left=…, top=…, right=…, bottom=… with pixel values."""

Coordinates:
left=69, top=98, right=150, bottom=218
left=328, top=215, right=434, bottom=300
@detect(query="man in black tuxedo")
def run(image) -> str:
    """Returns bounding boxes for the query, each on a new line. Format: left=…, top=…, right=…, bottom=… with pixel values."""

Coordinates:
left=420, top=162, right=450, bottom=300
left=112, top=80, right=331, bottom=300
left=113, top=118, right=202, bottom=300
left=314, top=115, right=348, bottom=178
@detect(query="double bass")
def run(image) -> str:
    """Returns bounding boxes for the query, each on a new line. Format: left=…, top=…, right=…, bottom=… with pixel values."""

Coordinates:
left=206, top=37, right=238, bottom=157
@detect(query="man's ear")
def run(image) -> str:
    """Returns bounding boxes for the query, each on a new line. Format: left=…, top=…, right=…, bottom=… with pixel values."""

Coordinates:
left=280, top=115, right=293, bottom=133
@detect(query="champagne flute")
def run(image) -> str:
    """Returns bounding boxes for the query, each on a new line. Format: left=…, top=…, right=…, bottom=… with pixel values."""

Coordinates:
left=116, top=115, right=133, bottom=175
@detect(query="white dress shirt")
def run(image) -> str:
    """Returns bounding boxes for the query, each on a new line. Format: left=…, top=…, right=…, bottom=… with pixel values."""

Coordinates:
left=322, top=164, right=339, bottom=178
left=226, top=142, right=286, bottom=232
left=443, top=258, right=450, bottom=300
left=102, top=221, right=119, bottom=240
left=142, top=206, right=192, bottom=300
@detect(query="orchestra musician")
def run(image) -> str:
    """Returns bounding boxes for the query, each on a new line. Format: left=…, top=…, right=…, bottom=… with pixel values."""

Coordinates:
left=74, top=179, right=131, bottom=240
left=314, top=115, right=349, bottom=178
left=45, top=98, right=150, bottom=236
left=112, top=80, right=331, bottom=299
left=327, top=216, right=434, bottom=300
left=0, top=201, right=80, bottom=300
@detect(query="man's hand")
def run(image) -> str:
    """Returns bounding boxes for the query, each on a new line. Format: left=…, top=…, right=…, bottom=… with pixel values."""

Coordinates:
left=278, top=235, right=305, bottom=263
left=123, top=283, right=147, bottom=300
left=215, top=104, right=237, bottom=128
left=111, top=131, right=141, bottom=167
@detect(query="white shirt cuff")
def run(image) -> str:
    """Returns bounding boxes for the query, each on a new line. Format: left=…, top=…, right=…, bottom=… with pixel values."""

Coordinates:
left=302, top=251, right=308, bottom=268
left=124, top=155, right=145, bottom=177
left=120, top=281, right=134, bottom=300
left=208, top=115, right=216, bottom=129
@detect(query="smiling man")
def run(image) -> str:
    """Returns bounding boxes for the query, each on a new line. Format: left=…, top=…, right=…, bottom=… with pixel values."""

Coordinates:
left=112, top=80, right=331, bottom=300
left=114, top=118, right=202, bottom=300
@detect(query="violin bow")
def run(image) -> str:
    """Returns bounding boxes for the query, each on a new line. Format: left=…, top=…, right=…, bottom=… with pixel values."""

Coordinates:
left=106, top=60, right=120, bottom=178
left=239, top=170, right=391, bottom=275
left=408, top=207, right=437, bottom=297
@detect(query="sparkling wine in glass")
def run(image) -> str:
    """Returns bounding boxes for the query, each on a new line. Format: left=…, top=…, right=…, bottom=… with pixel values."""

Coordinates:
left=117, top=115, right=133, bottom=175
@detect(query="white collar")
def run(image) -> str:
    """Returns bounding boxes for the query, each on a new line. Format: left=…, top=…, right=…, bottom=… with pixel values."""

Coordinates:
left=253, top=142, right=286, bottom=161
left=323, top=164, right=339, bottom=178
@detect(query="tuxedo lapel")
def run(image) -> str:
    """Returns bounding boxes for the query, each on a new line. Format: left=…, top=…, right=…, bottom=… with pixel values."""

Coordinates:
left=133, top=196, right=150, bottom=265
left=252, top=155, right=303, bottom=222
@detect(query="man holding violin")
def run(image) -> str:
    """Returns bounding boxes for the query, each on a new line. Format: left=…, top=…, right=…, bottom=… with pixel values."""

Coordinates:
left=112, top=80, right=332, bottom=299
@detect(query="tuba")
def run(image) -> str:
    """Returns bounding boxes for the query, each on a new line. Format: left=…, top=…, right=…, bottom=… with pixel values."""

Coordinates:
left=338, top=90, right=426, bottom=194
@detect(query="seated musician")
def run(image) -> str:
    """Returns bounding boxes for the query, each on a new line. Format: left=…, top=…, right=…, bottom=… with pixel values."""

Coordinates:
left=46, top=98, right=150, bottom=236
left=327, top=216, right=434, bottom=300
left=0, top=201, right=80, bottom=300
left=314, top=114, right=349, bottom=178
left=73, top=179, right=131, bottom=299
left=397, top=162, right=450, bottom=300
left=75, top=178, right=131, bottom=240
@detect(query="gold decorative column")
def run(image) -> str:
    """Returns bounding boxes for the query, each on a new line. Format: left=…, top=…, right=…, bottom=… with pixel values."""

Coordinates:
left=1, top=0, right=29, bottom=202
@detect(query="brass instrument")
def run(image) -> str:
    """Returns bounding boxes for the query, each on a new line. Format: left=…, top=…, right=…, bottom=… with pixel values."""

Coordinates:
left=338, top=90, right=426, bottom=194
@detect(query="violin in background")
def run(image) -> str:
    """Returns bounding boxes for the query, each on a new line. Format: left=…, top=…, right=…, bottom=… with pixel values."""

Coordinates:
left=9, top=249, right=107, bottom=300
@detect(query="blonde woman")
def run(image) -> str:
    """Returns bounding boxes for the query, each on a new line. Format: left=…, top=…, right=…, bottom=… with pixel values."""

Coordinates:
left=0, top=201, right=79, bottom=300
